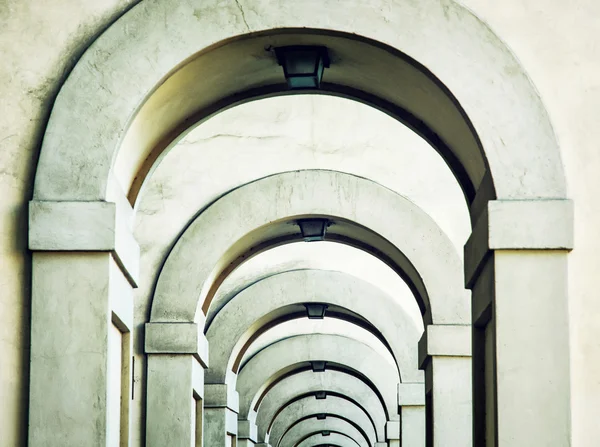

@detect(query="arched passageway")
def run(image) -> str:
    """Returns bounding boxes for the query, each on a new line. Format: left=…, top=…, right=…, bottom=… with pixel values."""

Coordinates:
left=146, top=170, right=470, bottom=445
left=27, top=1, right=573, bottom=447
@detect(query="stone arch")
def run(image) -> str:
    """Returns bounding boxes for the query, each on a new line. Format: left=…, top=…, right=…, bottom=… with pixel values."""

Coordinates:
left=151, top=170, right=467, bottom=326
left=28, top=0, right=574, bottom=445
left=297, top=431, right=357, bottom=447
left=207, top=244, right=422, bottom=330
left=281, top=418, right=368, bottom=447
left=237, top=334, right=398, bottom=421
left=205, top=269, right=422, bottom=384
left=237, top=313, right=397, bottom=375
left=268, top=396, right=376, bottom=447
left=256, top=370, right=386, bottom=443
left=34, top=0, right=566, bottom=204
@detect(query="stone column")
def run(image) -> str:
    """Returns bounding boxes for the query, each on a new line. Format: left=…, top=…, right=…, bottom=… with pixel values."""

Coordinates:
left=398, top=383, right=426, bottom=446
left=465, top=200, right=573, bottom=446
left=419, top=324, right=472, bottom=447
left=28, top=199, right=138, bottom=446
left=204, top=383, right=239, bottom=446
left=145, top=322, right=208, bottom=446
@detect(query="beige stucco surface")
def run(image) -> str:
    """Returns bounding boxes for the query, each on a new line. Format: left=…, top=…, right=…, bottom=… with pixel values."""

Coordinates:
left=1, top=0, right=599, bottom=446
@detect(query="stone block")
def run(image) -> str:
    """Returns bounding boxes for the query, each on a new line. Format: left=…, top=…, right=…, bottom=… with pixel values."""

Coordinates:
left=419, top=325, right=471, bottom=368
left=238, top=420, right=258, bottom=442
left=465, top=199, right=573, bottom=287
left=386, top=420, right=401, bottom=440
left=145, top=323, right=209, bottom=367
left=29, top=200, right=140, bottom=285
left=398, top=383, right=425, bottom=406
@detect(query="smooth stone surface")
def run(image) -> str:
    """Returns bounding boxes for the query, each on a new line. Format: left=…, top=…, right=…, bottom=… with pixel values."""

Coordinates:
left=206, top=269, right=422, bottom=385
left=255, top=370, right=387, bottom=443
left=280, top=418, right=367, bottom=447
left=236, top=334, right=399, bottom=420
left=267, top=395, right=376, bottom=447
left=152, top=170, right=468, bottom=326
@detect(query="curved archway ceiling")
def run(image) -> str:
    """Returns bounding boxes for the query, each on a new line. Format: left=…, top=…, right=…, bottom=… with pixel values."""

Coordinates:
left=135, top=95, right=470, bottom=255
left=256, top=369, right=387, bottom=442
left=239, top=318, right=397, bottom=370
left=134, top=94, right=470, bottom=330
left=131, top=96, right=467, bottom=442
left=120, top=30, right=484, bottom=205
left=209, top=242, right=424, bottom=331
left=204, top=268, right=423, bottom=383
left=130, top=33, right=472, bottom=445
left=149, top=169, right=467, bottom=325
left=134, top=95, right=470, bottom=331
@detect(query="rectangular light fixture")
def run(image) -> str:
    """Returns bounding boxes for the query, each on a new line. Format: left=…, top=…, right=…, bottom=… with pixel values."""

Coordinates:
left=311, top=361, right=327, bottom=372
left=304, top=303, right=328, bottom=319
left=297, top=218, right=329, bottom=242
left=315, top=391, right=327, bottom=400
left=274, top=45, right=330, bottom=90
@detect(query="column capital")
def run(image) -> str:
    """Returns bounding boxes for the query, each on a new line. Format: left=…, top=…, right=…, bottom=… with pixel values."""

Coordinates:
left=419, top=324, right=471, bottom=368
left=238, top=420, right=258, bottom=442
left=398, top=383, right=425, bottom=407
left=145, top=323, right=209, bottom=368
left=203, top=383, right=240, bottom=412
left=465, top=199, right=573, bottom=287
left=386, top=420, right=400, bottom=441
left=29, top=200, right=139, bottom=286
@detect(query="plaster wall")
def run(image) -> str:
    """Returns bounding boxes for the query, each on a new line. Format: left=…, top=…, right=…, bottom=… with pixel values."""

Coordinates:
left=0, top=1, right=599, bottom=446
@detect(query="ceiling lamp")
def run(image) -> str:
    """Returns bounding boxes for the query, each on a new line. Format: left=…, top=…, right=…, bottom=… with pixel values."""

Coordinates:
left=274, top=45, right=330, bottom=90
left=297, top=218, right=329, bottom=242
left=311, top=361, right=327, bottom=372
left=317, top=414, right=327, bottom=420
left=315, top=391, right=327, bottom=400
left=304, top=303, right=328, bottom=319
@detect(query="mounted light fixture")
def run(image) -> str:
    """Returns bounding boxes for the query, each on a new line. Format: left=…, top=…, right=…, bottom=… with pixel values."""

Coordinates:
left=304, top=303, right=328, bottom=319
left=297, top=218, right=329, bottom=242
left=274, top=45, right=330, bottom=90
left=311, top=361, right=327, bottom=372
left=317, top=413, right=327, bottom=420
left=322, top=431, right=331, bottom=436
left=315, top=391, right=327, bottom=400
